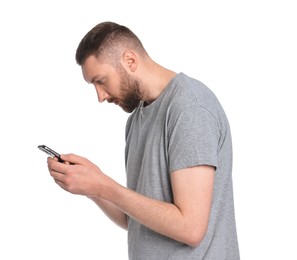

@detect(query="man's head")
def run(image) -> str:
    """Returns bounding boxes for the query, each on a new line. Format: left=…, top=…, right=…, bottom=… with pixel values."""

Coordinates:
left=76, top=21, right=147, bottom=112
left=76, top=21, right=147, bottom=66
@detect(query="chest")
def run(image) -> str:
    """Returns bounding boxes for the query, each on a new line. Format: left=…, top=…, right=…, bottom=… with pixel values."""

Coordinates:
left=125, top=108, right=172, bottom=201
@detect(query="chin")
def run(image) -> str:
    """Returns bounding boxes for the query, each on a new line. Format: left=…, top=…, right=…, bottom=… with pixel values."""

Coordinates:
left=119, top=104, right=136, bottom=113
left=122, top=107, right=135, bottom=113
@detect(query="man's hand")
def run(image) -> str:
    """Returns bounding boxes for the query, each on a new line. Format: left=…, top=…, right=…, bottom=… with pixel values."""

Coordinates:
left=47, top=154, right=109, bottom=196
left=47, top=154, right=128, bottom=228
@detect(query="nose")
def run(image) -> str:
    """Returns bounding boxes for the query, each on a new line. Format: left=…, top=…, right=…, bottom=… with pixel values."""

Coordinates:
left=95, top=86, right=109, bottom=103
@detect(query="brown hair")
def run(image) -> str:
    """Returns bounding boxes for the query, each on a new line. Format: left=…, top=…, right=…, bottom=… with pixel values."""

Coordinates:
left=75, top=21, right=146, bottom=66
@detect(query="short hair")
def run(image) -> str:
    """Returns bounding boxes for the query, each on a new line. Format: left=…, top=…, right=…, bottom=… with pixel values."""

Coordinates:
left=75, top=21, right=146, bottom=66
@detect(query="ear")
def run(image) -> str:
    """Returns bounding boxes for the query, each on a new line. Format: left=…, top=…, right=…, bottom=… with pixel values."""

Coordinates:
left=122, top=50, right=138, bottom=72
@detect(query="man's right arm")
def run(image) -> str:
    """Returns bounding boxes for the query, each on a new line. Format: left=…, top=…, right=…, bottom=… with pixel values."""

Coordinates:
left=88, top=195, right=128, bottom=230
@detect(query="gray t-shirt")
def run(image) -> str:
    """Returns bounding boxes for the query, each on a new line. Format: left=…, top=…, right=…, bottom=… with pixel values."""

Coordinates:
left=125, top=73, right=239, bottom=259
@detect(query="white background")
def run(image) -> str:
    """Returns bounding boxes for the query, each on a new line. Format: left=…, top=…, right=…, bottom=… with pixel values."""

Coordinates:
left=0, top=0, right=296, bottom=259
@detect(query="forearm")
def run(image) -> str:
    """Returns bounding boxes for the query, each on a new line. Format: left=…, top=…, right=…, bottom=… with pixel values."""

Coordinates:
left=101, top=181, right=203, bottom=246
left=88, top=195, right=128, bottom=230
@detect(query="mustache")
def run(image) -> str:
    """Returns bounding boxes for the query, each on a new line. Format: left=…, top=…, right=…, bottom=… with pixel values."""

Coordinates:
left=107, top=98, right=120, bottom=106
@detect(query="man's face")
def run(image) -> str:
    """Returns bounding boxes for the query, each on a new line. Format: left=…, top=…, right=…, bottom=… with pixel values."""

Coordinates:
left=82, top=55, right=143, bottom=113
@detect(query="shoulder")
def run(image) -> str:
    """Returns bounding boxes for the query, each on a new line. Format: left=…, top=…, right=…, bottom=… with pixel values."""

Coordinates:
left=166, top=74, right=228, bottom=138
left=166, top=73, right=219, bottom=118
left=168, top=73, right=218, bottom=108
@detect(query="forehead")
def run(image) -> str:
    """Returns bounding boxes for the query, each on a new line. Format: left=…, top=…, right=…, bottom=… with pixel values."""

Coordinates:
left=81, top=55, right=117, bottom=83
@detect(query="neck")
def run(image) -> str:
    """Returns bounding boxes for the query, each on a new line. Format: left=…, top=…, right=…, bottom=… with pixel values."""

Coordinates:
left=140, top=59, right=177, bottom=103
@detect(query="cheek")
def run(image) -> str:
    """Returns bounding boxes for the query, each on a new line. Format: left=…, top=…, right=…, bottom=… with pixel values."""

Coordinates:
left=107, top=77, right=121, bottom=92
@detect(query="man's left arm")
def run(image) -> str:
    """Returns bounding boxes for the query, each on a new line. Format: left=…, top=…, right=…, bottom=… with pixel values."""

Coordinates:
left=105, top=165, right=214, bottom=247
left=48, top=155, right=214, bottom=247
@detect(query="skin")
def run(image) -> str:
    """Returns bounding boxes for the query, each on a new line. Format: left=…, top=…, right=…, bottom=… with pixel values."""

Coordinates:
left=47, top=49, right=215, bottom=247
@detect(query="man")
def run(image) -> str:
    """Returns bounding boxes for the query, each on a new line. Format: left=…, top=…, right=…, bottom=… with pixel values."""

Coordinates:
left=48, top=21, right=240, bottom=259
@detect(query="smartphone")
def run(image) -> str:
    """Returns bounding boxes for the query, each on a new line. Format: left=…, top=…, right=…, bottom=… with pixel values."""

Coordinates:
left=38, top=145, right=64, bottom=163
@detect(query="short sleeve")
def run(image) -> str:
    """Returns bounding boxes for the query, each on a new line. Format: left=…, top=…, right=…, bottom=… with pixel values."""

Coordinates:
left=167, top=102, right=220, bottom=173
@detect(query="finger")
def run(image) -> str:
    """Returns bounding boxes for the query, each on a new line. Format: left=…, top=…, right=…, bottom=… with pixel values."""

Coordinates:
left=51, top=155, right=71, bottom=165
left=50, top=168, right=65, bottom=179
left=60, top=153, right=89, bottom=165
left=52, top=156, right=59, bottom=162
left=47, top=157, right=70, bottom=175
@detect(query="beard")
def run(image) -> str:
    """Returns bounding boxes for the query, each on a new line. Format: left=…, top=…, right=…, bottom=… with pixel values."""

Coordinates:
left=110, top=71, right=143, bottom=113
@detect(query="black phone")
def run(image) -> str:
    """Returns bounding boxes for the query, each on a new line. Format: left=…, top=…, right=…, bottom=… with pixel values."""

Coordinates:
left=38, top=145, right=64, bottom=163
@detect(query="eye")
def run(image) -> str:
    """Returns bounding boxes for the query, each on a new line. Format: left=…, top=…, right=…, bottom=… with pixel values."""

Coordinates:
left=96, top=79, right=104, bottom=85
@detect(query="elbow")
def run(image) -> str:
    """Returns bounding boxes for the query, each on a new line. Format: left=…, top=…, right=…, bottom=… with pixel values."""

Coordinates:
left=184, top=235, right=204, bottom=248
left=118, top=221, right=128, bottom=231
left=119, top=214, right=128, bottom=230
left=182, top=227, right=207, bottom=247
